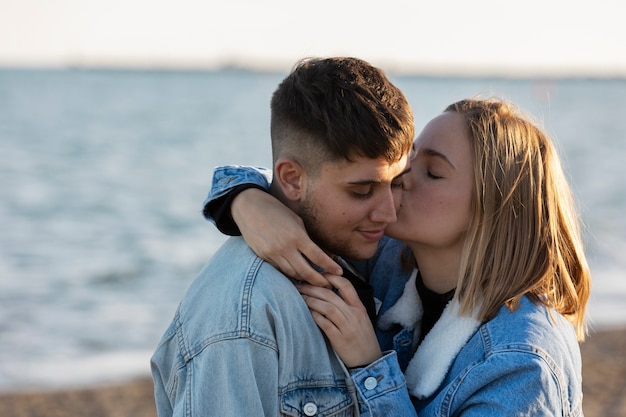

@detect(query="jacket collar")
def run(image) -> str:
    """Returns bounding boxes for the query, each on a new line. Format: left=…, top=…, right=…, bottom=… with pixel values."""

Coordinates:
left=377, top=268, right=482, bottom=399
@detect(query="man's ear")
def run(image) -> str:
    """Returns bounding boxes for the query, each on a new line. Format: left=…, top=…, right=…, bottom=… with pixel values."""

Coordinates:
left=274, top=157, right=305, bottom=201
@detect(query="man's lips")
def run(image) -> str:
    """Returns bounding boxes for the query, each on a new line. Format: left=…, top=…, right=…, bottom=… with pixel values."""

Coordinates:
left=358, top=228, right=386, bottom=241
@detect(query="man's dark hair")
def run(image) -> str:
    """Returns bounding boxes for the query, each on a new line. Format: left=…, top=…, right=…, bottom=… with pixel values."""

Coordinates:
left=270, top=57, right=414, bottom=171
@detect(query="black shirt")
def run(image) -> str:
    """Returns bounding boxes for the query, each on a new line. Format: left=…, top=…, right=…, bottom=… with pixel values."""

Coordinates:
left=415, top=270, right=455, bottom=344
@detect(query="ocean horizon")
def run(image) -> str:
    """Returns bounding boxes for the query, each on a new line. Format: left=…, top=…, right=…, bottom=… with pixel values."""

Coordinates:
left=3, top=54, right=626, bottom=79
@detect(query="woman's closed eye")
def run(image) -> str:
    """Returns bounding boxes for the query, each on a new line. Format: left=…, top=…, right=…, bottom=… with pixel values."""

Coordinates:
left=427, top=170, right=443, bottom=180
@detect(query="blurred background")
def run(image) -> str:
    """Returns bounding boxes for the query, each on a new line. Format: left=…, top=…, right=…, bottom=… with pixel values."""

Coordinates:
left=1, top=0, right=625, bottom=393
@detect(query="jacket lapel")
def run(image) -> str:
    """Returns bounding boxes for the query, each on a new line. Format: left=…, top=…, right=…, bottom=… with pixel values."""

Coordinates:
left=405, top=299, right=482, bottom=399
left=377, top=268, right=482, bottom=399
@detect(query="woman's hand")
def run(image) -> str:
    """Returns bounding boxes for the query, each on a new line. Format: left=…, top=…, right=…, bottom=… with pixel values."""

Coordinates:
left=231, top=188, right=342, bottom=286
left=297, top=275, right=382, bottom=368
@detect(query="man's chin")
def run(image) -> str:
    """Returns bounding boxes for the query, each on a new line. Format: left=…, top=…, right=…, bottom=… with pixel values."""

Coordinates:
left=313, top=235, right=379, bottom=261
left=338, top=243, right=379, bottom=261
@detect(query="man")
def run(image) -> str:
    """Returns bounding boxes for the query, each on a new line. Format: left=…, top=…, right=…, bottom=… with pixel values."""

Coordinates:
left=150, top=57, right=414, bottom=416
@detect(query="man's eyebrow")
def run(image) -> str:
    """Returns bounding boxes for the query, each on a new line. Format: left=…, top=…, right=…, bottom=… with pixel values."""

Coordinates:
left=347, top=166, right=413, bottom=186
left=425, top=148, right=456, bottom=169
left=347, top=179, right=382, bottom=186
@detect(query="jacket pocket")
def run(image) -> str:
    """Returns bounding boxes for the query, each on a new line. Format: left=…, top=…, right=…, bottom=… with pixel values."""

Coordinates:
left=281, top=384, right=355, bottom=417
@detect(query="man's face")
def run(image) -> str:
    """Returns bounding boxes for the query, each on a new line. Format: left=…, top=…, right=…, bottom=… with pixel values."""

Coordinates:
left=297, top=155, right=410, bottom=260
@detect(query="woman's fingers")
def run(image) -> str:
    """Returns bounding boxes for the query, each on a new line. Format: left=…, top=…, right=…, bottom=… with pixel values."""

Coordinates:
left=325, top=275, right=363, bottom=308
left=298, top=277, right=382, bottom=368
left=295, top=244, right=342, bottom=284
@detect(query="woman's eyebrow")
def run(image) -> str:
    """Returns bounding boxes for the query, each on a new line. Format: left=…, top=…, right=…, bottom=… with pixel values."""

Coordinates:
left=394, top=166, right=412, bottom=180
left=424, top=148, right=456, bottom=169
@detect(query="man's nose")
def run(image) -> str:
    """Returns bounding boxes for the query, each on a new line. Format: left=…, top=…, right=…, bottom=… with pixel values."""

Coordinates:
left=370, top=189, right=398, bottom=224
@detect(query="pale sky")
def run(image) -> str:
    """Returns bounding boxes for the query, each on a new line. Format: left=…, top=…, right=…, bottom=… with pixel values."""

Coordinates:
left=1, top=0, right=625, bottom=76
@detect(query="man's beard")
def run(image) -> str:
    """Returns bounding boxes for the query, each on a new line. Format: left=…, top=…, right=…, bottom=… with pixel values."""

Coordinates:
left=299, top=200, right=363, bottom=261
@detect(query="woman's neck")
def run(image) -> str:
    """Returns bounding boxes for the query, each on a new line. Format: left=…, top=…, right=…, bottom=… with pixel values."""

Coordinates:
left=410, top=244, right=460, bottom=294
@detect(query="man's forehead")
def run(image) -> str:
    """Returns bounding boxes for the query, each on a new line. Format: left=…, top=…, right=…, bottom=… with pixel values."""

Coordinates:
left=322, top=155, right=409, bottom=182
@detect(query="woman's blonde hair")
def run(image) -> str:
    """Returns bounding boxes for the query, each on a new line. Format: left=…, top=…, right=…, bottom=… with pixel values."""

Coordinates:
left=449, top=98, right=590, bottom=341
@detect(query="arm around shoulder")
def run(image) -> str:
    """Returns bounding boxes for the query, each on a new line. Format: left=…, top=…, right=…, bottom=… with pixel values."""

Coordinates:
left=205, top=165, right=271, bottom=202
left=202, top=165, right=272, bottom=226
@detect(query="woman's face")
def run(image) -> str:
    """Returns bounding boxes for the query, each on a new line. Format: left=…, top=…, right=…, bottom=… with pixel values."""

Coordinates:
left=386, top=111, right=474, bottom=253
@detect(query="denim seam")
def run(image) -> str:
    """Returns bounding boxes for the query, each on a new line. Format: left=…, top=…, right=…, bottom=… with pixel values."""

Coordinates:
left=239, top=255, right=264, bottom=332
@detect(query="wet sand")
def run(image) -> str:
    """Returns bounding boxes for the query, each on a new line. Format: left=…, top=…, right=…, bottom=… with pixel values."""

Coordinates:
left=1, top=327, right=624, bottom=417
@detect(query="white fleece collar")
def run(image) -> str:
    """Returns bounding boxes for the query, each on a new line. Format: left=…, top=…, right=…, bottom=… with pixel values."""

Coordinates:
left=377, top=268, right=482, bottom=399
left=377, top=269, right=422, bottom=334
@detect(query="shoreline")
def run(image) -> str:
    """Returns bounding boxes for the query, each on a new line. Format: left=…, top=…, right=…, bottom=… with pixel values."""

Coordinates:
left=1, top=327, right=624, bottom=417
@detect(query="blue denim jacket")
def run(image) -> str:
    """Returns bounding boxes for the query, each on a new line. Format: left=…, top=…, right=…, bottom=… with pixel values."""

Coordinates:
left=352, top=238, right=584, bottom=416
left=201, top=166, right=584, bottom=417
left=150, top=236, right=361, bottom=416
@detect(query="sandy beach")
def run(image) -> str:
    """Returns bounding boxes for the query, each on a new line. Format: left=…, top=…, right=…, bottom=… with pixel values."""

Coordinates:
left=1, top=327, right=624, bottom=417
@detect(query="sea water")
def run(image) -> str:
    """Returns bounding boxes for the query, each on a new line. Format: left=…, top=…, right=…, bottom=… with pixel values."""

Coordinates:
left=0, top=69, right=624, bottom=391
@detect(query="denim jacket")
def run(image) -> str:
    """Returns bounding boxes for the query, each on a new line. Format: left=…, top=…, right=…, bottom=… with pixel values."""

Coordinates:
left=151, top=236, right=360, bottom=416
left=352, top=238, right=584, bottom=416
left=202, top=165, right=584, bottom=417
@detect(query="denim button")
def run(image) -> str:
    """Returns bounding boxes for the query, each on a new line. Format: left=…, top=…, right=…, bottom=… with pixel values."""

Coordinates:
left=303, top=402, right=317, bottom=416
left=364, top=376, right=378, bottom=390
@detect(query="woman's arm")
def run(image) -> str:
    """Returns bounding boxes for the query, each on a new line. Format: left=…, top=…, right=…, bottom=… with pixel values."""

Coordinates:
left=350, top=354, right=418, bottom=417
left=203, top=165, right=273, bottom=233
left=232, top=189, right=342, bottom=285
left=203, top=165, right=342, bottom=285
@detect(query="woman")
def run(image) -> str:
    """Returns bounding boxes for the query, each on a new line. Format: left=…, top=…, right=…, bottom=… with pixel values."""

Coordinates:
left=204, top=98, right=591, bottom=416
